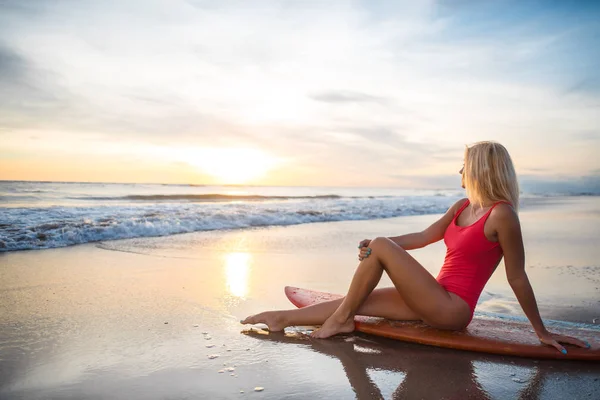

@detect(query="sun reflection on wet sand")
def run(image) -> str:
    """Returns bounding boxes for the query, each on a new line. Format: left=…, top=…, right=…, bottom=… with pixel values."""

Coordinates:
left=224, top=252, right=252, bottom=299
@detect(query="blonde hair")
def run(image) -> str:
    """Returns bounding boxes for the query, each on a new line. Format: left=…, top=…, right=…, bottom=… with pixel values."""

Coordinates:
left=463, top=141, right=519, bottom=210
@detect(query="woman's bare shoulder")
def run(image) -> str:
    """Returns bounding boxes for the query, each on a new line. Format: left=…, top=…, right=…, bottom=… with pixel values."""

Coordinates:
left=490, top=202, right=520, bottom=228
left=452, top=198, right=469, bottom=209
left=450, top=198, right=469, bottom=216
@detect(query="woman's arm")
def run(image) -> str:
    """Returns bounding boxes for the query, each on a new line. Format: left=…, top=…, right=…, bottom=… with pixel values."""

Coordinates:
left=495, top=205, right=546, bottom=334
left=387, top=198, right=467, bottom=250
left=358, top=199, right=466, bottom=260
left=495, top=204, right=589, bottom=353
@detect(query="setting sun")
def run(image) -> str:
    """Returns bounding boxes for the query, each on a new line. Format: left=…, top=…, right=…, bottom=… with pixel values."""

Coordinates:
left=177, top=147, right=280, bottom=185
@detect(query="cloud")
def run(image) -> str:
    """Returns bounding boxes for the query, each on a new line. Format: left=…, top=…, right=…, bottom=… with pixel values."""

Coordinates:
left=0, top=43, right=76, bottom=132
left=0, top=0, right=599, bottom=184
left=0, top=43, right=58, bottom=104
left=521, top=167, right=551, bottom=173
left=310, top=90, right=390, bottom=105
left=0, top=43, right=25, bottom=79
left=570, top=131, right=600, bottom=142
left=564, top=78, right=600, bottom=96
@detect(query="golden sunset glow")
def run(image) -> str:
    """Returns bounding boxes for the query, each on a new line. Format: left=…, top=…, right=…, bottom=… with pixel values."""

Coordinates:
left=0, top=1, right=597, bottom=189
left=224, top=252, right=252, bottom=298
left=178, top=148, right=279, bottom=185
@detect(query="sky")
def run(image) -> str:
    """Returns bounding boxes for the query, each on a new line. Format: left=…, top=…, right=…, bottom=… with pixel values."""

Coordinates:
left=0, top=0, right=599, bottom=189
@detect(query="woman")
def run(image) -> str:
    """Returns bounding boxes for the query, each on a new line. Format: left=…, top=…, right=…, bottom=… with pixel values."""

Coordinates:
left=242, top=141, right=590, bottom=354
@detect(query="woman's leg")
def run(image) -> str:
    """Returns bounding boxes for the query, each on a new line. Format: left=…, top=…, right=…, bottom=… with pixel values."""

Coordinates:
left=311, top=237, right=471, bottom=338
left=241, top=287, right=420, bottom=331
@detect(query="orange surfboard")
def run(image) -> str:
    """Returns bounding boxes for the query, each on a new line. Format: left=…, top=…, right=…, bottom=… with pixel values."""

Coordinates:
left=285, top=286, right=600, bottom=361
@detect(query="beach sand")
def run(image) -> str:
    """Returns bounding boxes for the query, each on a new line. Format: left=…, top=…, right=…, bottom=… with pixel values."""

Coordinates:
left=1, top=196, right=599, bottom=399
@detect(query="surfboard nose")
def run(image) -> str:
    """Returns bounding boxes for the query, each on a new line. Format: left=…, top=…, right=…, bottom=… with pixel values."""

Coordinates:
left=284, top=286, right=299, bottom=296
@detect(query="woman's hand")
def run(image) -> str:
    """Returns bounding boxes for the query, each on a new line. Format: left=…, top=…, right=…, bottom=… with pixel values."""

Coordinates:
left=358, top=239, right=372, bottom=261
left=537, top=330, right=591, bottom=354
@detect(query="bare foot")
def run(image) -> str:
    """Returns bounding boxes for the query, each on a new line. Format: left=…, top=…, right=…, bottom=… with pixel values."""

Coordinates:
left=240, top=311, right=287, bottom=332
left=310, top=314, right=355, bottom=339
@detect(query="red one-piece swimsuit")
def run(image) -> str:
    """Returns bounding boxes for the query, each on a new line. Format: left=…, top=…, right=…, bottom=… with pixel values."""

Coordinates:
left=436, top=199, right=510, bottom=324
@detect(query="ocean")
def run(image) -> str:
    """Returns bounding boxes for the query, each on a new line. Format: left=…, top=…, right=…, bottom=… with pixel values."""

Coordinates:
left=0, top=180, right=590, bottom=252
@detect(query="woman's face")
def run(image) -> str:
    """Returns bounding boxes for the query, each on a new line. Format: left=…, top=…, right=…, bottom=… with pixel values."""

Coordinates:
left=459, top=164, right=465, bottom=188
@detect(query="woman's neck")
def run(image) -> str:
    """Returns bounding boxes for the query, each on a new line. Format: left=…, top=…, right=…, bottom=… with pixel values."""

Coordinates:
left=468, top=198, right=495, bottom=210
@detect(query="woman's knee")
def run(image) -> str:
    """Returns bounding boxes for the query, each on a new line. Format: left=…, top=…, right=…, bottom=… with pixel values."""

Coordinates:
left=368, top=237, right=408, bottom=268
left=370, top=237, right=403, bottom=253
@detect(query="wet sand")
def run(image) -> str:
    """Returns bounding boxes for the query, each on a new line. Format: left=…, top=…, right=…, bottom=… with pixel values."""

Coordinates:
left=1, top=196, right=599, bottom=399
